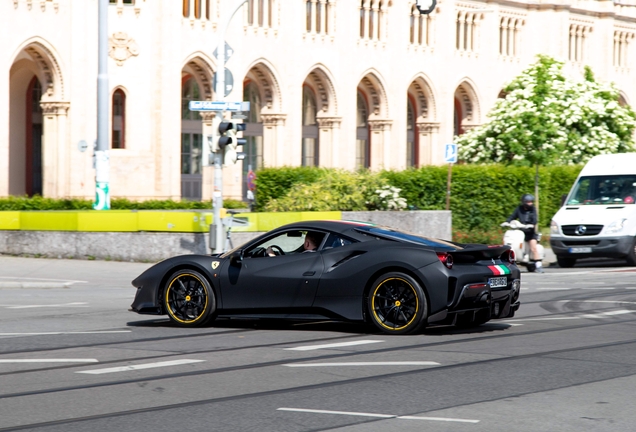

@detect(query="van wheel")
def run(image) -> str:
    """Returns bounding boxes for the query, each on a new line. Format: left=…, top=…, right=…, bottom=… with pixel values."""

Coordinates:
left=556, top=256, right=577, bottom=268
left=626, top=237, right=636, bottom=266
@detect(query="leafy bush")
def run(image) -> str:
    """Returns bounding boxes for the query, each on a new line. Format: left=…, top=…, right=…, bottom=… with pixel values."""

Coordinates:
left=263, top=169, right=391, bottom=211
left=253, top=166, right=326, bottom=211
left=0, top=196, right=247, bottom=211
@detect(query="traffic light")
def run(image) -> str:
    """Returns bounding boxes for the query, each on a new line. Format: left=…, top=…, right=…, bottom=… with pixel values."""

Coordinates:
left=217, top=119, right=247, bottom=165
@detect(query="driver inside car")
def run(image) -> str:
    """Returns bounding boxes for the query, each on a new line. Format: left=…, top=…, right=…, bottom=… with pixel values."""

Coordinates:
left=267, top=231, right=322, bottom=256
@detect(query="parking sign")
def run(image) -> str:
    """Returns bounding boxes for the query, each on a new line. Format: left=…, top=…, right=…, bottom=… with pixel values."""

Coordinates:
left=444, top=143, right=458, bottom=164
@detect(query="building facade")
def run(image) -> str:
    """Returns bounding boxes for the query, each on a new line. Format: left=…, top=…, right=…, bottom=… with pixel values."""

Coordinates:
left=2, top=0, right=636, bottom=202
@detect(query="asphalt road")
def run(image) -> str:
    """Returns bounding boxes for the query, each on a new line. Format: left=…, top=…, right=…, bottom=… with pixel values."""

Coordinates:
left=1, top=255, right=635, bottom=432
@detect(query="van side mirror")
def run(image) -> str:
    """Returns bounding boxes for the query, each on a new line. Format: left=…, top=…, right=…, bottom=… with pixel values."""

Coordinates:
left=229, top=249, right=243, bottom=265
left=560, top=194, right=567, bottom=206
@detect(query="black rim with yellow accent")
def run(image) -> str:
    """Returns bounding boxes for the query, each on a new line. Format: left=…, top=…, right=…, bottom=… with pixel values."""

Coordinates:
left=165, top=273, right=209, bottom=324
left=371, top=277, right=419, bottom=331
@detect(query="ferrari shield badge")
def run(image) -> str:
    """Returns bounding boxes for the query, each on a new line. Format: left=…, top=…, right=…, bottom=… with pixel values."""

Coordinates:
left=211, top=261, right=220, bottom=269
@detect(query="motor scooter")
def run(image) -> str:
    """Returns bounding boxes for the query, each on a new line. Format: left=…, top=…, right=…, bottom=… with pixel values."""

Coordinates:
left=501, top=220, right=545, bottom=272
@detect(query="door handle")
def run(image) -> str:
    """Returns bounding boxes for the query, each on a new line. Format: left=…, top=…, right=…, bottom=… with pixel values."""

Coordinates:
left=303, top=271, right=315, bottom=276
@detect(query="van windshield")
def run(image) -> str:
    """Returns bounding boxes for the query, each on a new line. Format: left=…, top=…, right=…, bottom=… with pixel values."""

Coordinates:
left=567, top=175, right=636, bottom=205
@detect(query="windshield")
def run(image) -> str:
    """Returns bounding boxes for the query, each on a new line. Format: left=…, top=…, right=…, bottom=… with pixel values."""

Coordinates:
left=567, top=175, right=636, bottom=205
left=354, top=226, right=460, bottom=251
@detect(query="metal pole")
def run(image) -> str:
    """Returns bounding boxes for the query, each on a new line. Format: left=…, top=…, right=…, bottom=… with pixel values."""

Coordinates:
left=446, top=163, right=452, bottom=211
left=94, top=0, right=110, bottom=210
left=211, top=0, right=247, bottom=253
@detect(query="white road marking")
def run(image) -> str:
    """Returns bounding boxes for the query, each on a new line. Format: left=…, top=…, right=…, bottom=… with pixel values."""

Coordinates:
left=0, top=359, right=98, bottom=363
left=507, top=309, right=635, bottom=323
left=534, top=288, right=573, bottom=291
left=283, top=361, right=440, bottom=367
left=285, top=340, right=384, bottom=351
left=277, top=408, right=479, bottom=423
left=76, top=359, right=204, bottom=375
left=558, top=300, right=636, bottom=305
left=4, top=302, right=89, bottom=309
left=0, top=331, right=131, bottom=336
left=0, top=276, right=87, bottom=283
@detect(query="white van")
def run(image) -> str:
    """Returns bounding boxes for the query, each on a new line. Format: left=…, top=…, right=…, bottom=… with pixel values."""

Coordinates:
left=550, top=153, right=636, bottom=267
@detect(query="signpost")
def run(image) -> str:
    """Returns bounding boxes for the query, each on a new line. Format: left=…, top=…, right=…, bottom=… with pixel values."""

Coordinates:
left=444, top=143, right=458, bottom=211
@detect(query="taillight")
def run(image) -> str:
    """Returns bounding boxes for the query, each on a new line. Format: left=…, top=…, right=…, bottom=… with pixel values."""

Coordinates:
left=437, top=252, right=453, bottom=269
left=506, top=249, right=516, bottom=264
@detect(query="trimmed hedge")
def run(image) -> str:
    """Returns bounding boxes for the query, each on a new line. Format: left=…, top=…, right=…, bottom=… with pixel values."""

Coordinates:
left=0, top=196, right=247, bottom=211
left=254, top=164, right=583, bottom=232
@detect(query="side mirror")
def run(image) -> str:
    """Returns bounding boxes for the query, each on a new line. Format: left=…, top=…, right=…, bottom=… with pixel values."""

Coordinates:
left=560, top=194, right=567, bottom=206
left=229, top=249, right=243, bottom=265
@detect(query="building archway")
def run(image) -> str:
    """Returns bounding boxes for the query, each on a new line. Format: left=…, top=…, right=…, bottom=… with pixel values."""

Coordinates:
left=8, top=40, right=67, bottom=197
left=453, top=81, right=481, bottom=136
left=357, top=71, right=390, bottom=170
left=407, top=75, right=439, bottom=166
left=302, top=66, right=340, bottom=167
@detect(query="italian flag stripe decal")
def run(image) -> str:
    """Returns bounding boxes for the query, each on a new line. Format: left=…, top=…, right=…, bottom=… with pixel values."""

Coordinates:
left=488, top=265, right=511, bottom=275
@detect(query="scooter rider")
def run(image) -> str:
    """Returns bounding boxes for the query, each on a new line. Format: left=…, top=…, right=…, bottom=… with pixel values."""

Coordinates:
left=505, top=194, right=544, bottom=273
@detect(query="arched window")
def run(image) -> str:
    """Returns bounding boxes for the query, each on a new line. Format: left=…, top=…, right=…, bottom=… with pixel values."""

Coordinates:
left=182, top=0, right=189, bottom=17
left=301, top=85, right=319, bottom=167
left=112, top=88, right=126, bottom=149
left=26, top=77, right=43, bottom=196
left=356, top=90, right=370, bottom=169
left=406, top=98, right=416, bottom=167
left=181, top=76, right=203, bottom=200
left=242, top=81, right=264, bottom=195
left=454, top=97, right=462, bottom=136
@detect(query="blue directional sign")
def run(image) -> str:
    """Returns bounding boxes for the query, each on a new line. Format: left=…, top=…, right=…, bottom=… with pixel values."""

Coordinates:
left=189, top=101, right=250, bottom=112
left=444, top=143, right=458, bottom=164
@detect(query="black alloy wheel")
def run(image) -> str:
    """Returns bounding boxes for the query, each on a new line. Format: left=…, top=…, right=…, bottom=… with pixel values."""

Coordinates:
left=163, top=269, right=216, bottom=327
left=367, top=272, right=427, bottom=335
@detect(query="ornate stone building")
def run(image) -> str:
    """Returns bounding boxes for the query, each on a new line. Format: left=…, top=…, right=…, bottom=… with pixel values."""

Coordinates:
left=2, top=0, right=636, bottom=202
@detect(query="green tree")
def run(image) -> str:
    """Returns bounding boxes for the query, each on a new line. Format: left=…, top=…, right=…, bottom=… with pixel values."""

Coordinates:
left=457, top=55, right=636, bottom=166
left=456, top=55, right=636, bottom=216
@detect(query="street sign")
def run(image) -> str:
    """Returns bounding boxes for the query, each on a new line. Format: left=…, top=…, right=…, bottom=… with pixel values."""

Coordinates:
left=213, top=69, right=234, bottom=97
left=213, top=42, right=234, bottom=62
left=189, top=101, right=250, bottom=112
left=444, top=143, right=458, bottom=164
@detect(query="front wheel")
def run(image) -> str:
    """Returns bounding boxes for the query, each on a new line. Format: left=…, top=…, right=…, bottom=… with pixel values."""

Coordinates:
left=367, top=272, right=427, bottom=335
left=163, top=269, right=216, bottom=327
left=626, top=237, right=636, bottom=266
left=556, top=256, right=577, bottom=268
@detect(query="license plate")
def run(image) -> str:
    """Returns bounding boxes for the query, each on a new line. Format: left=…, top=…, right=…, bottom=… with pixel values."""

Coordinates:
left=569, top=247, right=592, bottom=253
left=488, top=277, right=508, bottom=288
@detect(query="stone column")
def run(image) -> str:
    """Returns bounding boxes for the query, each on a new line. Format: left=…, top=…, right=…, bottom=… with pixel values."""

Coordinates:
left=416, top=121, right=440, bottom=166
left=316, top=115, right=341, bottom=168
left=261, top=113, right=287, bottom=167
left=368, top=119, right=392, bottom=170
left=40, top=101, right=70, bottom=198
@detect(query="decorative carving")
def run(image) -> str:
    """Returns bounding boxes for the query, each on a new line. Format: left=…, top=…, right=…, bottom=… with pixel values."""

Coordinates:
left=316, top=116, right=342, bottom=129
left=416, top=121, right=440, bottom=133
left=40, top=101, right=70, bottom=116
left=199, top=111, right=217, bottom=123
left=109, top=32, right=140, bottom=66
left=368, top=119, right=392, bottom=132
left=261, top=114, right=286, bottom=127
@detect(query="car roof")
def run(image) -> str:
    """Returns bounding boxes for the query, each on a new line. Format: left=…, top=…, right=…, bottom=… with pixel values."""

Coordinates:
left=274, top=220, right=376, bottom=235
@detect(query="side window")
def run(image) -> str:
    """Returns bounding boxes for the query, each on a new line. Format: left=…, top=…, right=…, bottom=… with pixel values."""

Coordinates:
left=324, top=233, right=353, bottom=250
left=245, top=231, right=306, bottom=257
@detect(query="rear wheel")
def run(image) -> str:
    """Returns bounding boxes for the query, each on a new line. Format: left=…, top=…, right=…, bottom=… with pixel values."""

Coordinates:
left=163, top=269, right=216, bottom=327
left=626, top=237, right=636, bottom=266
left=556, top=256, right=577, bottom=268
left=367, top=272, right=427, bottom=335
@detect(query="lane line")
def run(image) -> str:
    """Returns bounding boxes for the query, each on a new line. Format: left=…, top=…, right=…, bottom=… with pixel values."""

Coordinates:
left=557, top=300, right=636, bottom=305
left=0, top=359, right=98, bottom=363
left=0, top=276, right=87, bottom=283
left=0, top=331, right=131, bottom=336
left=285, top=340, right=384, bottom=351
left=76, top=359, right=204, bottom=375
left=283, top=361, right=440, bottom=367
left=4, top=302, right=89, bottom=309
left=277, top=408, right=479, bottom=423
left=506, top=310, right=635, bottom=323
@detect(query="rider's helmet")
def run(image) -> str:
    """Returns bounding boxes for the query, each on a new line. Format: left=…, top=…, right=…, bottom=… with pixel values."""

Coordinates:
left=521, top=194, right=534, bottom=208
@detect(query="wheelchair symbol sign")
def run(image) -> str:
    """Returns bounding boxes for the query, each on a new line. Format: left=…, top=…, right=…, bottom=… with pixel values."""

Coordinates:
left=444, top=143, right=458, bottom=163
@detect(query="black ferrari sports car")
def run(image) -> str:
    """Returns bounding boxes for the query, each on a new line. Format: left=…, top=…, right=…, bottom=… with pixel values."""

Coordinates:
left=130, top=220, right=521, bottom=334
